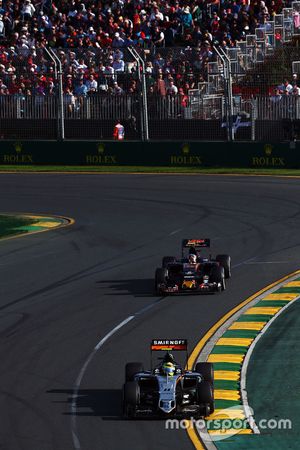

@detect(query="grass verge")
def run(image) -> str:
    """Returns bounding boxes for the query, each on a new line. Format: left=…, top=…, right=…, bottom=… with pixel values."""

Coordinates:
left=0, top=215, right=38, bottom=239
left=0, top=165, right=300, bottom=176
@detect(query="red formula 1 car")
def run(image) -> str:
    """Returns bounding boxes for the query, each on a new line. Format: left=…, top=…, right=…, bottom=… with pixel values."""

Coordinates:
left=155, top=239, right=231, bottom=295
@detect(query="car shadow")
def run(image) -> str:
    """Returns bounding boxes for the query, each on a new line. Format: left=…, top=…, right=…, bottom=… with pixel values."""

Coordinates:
left=95, top=278, right=215, bottom=298
left=47, top=388, right=165, bottom=421
left=47, top=388, right=123, bottom=419
left=96, top=278, right=155, bottom=297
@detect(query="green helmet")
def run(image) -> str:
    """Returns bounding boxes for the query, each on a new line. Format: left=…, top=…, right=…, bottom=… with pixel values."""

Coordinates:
left=162, top=362, right=175, bottom=376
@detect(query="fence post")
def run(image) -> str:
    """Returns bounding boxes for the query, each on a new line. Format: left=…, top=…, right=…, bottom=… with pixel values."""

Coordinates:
left=213, top=45, right=234, bottom=141
left=220, top=47, right=234, bottom=141
left=50, top=49, right=65, bottom=141
left=128, top=46, right=149, bottom=141
left=128, top=48, right=144, bottom=141
left=43, top=47, right=65, bottom=141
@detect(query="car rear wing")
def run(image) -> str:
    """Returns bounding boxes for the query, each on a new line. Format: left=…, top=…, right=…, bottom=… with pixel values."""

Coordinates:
left=150, top=339, right=188, bottom=370
left=182, top=239, right=210, bottom=249
left=182, top=239, right=210, bottom=257
left=151, top=339, right=188, bottom=351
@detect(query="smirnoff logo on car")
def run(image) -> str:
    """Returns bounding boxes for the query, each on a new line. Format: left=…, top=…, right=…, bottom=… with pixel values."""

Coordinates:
left=153, top=340, right=185, bottom=345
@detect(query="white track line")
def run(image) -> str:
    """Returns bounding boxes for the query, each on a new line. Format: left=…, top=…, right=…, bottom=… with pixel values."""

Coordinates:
left=70, top=291, right=169, bottom=449
left=169, top=228, right=182, bottom=236
left=70, top=315, right=134, bottom=449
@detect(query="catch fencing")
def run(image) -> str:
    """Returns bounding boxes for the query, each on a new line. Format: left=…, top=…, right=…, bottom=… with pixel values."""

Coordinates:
left=1, top=44, right=300, bottom=141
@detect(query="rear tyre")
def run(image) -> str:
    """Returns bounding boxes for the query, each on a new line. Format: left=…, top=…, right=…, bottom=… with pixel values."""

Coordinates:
left=211, top=266, right=225, bottom=291
left=125, top=362, right=144, bottom=382
left=197, top=381, right=214, bottom=416
left=123, top=381, right=140, bottom=418
left=216, top=255, right=231, bottom=279
left=162, top=256, right=176, bottom=268
left=195, top=362, right=214, bottom=384
left=155, top=268, right=168, bottom=295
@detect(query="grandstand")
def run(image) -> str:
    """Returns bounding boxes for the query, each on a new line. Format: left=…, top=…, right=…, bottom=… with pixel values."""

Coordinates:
left=0, top=0, right=300, bottom=141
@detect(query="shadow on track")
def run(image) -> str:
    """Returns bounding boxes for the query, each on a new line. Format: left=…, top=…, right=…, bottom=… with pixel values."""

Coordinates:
left=96, top=278, right=154, bottom=297
left=47, top=388, right=123, bottom=419
left=47, top=389, right=167, bottom=421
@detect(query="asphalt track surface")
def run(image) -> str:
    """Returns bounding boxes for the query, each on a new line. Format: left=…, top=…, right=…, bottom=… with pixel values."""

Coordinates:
left=1, top=173, right=300, bottom=450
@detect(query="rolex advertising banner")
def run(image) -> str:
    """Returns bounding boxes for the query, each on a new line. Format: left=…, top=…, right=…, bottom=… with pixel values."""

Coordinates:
left=0, top=141, right=299, bottom=169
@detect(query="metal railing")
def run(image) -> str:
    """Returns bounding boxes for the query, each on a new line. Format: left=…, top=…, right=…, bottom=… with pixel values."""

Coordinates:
left=1, top=91, right=300, bottom=141
left=1, top=43, right=300, bottom=141
left=0, top=95, right=57, bottom=119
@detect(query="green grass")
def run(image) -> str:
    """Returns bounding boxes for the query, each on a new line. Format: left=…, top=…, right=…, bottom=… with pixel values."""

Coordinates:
left=0, top=165, right=300, bottom=176
left=0, top=215, right=39, bottom=239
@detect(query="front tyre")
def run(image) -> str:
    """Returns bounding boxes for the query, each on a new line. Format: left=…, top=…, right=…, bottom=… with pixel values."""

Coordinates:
left=195, top=362, right=214, bottom=384
left=216, top=255, right=231, bottom=279
left=123, top=381, right=140, bottom=418
left=155, top=268, right=168, bottom=295
left=211, top=266, right=225, bottom=292
left=197, top=381, right=214, bottom=416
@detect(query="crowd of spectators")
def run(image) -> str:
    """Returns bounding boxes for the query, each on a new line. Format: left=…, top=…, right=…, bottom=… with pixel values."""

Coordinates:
left=275, top=76, right=300, bottom=95
left=0, top=0, right=295, bottom=49
left=0, top=0, right=296, bottom=101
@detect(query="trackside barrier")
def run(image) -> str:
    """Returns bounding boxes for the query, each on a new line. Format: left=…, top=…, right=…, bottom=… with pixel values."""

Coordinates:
left=0, top=141, right=299, bottom=169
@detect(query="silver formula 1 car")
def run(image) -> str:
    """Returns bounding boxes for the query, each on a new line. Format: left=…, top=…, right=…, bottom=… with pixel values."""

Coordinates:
left=123, top=339, right=214, bottom=418
left=155, top=239, right=231, bottom=295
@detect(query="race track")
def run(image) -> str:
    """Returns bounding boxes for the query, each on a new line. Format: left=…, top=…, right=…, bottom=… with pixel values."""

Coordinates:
left=1, top=173, right=300, bottom=450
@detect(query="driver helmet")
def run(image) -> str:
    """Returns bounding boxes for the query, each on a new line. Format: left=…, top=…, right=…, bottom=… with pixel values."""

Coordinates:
left=162, top=362, right=175, bottom=376
left=189, top=254, right=197, bottom=264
